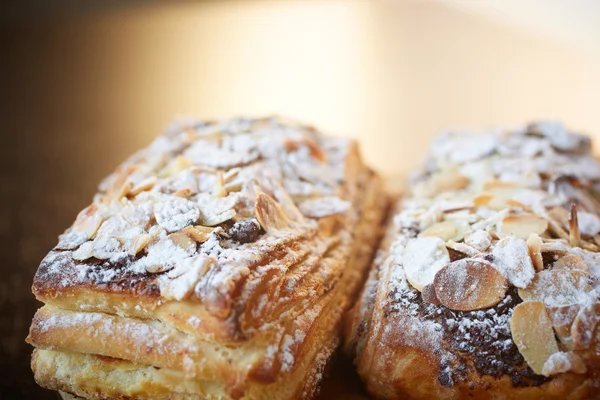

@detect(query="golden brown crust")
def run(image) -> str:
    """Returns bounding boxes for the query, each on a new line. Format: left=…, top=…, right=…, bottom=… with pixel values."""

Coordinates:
left=346, top=122, right=600, bottom=399
left=28, top=116, right=387, bottom=399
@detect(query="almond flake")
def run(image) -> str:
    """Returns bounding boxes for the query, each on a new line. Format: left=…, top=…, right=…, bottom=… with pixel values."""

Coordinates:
left=154, top=197, right=200, bottom=233
left=497, top=214, right=548, bottom=240
left=159, top=256, right=215, bottom=301
left=402, top=237, right=450, bottom=292
left=419, top=220, right=468, bottom=242
left=510, top=301, right=559, bottom=375
left=526, top=233, right=544, bottom=272
left=541, top=351, right=587, bottom=377
left=571, top=303, right=600, bottom=351
left=181, top=225, right=214, bottom=243
left=73, top=204, right=104, bottom=239
left=517, top=269, right=591, bottom=307
left=413, top=167, right=469, bottom=197
left=129, top=234, right=152, bottom=255
left=255, top=193, right=290, bottom=232
left=72, top=241, right=94, bottom=261
left=129, top=176, right=157, bottom=196
left=473, top=193, right=526, bottom=211
left=433, top=259, right=507, bottom=311
left=168, top=232, right=197, bottom=254
left=465, top=229, right=491, bottom=252
left=553, top=253, right=588, bottom=272
left=56, top=230, right=88, bottom=250
left=491, top=236, right=536, bottom=289
left=569, top=203, right=581, bottom=247
left=546, top=304, right=580, bottom=346
left=201, top=209, right=236, bottom=227
left=173, top=188, right=193, bottom=198
left=421, top=283, right=440, bottom=305
left=212, top=171, right=227, bottom=198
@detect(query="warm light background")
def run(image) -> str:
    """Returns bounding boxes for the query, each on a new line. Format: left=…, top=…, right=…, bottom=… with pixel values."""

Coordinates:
left=5, top=0, right=600, bottom=177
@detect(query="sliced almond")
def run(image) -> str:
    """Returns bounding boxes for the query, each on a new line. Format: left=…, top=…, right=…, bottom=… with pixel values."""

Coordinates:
left=182, top=225, right=214, bottom=243
left=491, top=236, right=536, bottom=289
left=73, top=204, right=104, bottom=239
left=419, top=220, right=468, bottom=242
left=571, top=303, right=600, bottom=351
left=162, top=155, right=192, bottom=176
left=446, top=240, right=479, bottom=257
left=526, top=233, right=544, bottom=272
left=433, top=259, right=507, bottom=311
left=129, top=176, right=157, bottom=196
left=403, top=237, right=450, bottom=292
left=547, top=304, right=580, bottom=347
left=482, top=180, right=524, bottom=192
left=473, top=193, right=527, bottom=211
left=201, top=209, right=236, bottom=227
left=517, top=269, right=591, bottom=307
left=72, top=241, right=94, bottom=261
left=212, top=171, right=228, bottom=198
left=569, top=203, right=581, bottom=247
left=541, top=351, right=587, bottom=377
left=497, top=214, right=548, bottom=240
left=255, top=193, right=290, bottom=232
left=421, top=283, right=441, bottom=305
left=284, top=138, right=326, bottom=162
left=173, top=188, right=193, bottom=198
left=554, top=253, right=588, bottom=272
left=510, top=301, right=559, bottom=375
left=465, top=229, right=492, bottom=252
left=129, top=234, right=152, bottom=255
left=168, top=232, right=197, bottom=254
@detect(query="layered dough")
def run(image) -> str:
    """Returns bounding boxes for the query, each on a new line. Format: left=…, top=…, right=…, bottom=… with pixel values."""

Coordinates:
left=345, top=122, right=600, bottom=399
left=27, top=117, right=387, bottom=399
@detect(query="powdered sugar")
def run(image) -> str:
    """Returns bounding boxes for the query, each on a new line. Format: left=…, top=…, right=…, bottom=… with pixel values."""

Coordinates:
left=491, top=236, right=535, bottom=289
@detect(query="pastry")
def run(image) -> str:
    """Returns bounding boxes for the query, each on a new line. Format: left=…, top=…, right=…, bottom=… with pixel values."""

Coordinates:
left=345, top=122, right=600, bottom=399
left=27, top=116, right=387, bottom=399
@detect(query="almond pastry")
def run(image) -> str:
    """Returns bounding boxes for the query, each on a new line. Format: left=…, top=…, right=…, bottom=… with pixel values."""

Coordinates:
left=345, top=121, right=600, bottom=399
left=27, top=116, right=387, bottom=400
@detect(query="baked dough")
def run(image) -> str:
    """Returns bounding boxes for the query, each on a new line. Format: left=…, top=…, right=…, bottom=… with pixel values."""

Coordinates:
left=345, top=122, right=600, bottom=399
left=27, top=116, right=387, bottom=399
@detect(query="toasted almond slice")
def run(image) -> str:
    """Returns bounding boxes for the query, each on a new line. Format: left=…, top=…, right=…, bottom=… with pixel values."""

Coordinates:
left=420, top=220, right=468, bottom=242
left=571, top=303, right=600, bottom=351
left=129, top=176, right=157, bottom=197
left=162, top=155, right=192, bottom=176
left=284, top=138, right=327, bottom=162
left=182, top=225, right=214, bottom=243
left=491, top=236, right=536, bottom=289
left=554, top=253, right=588, bottom=272
left=201, top=209, right=236, bottom=227
left=541, top=351, right=587, bottom=376
left=465, top=229, right=492, bottom=252
left=549, top=206, right=570, bottom=228
left=212, top=171, right=227, bottom=198
left=510, top=301, right=559, bottom=375
left=482, top=180, right=525, bottom=193
left=421, top=283, right=441, bottom=305
left=434, top=259, right=507, bottom=311
left=168, top=232, right=197, bottom=254
left=446, top=240, right=479, bottom=257
left=403, top=237, right=450, bottom=292
left=129, top=234, right=152, bottom=255
left=527, top=233, right=544, bottom=272
left=518, top=269, right=591, bottom=307
left=73, top=204, right=104, bottom=239
left=255, top=193, right=290, bottom=232
left=473, top=193, right=527, bottom=211
left=497, top=214, right=548, bottom=240
left=547, top=304, right=580, bottom=347
left=173, top=188, right=193, bottom=198
left=72, top=241, right=94, bottom=261
left=569, top=203, right=581, bottom=247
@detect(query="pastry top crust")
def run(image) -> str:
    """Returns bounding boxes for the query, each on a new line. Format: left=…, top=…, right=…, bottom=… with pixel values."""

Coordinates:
left=33, top=116, right=374, bottom=341
left=346, top=121, right=600, bottom=398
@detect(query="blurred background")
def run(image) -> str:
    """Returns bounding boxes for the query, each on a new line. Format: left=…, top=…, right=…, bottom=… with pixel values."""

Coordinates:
left=2, top=0, right=600, bottom=398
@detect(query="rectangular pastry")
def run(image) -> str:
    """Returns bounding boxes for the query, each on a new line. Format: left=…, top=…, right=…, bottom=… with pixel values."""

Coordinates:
left=27, top=116, right=387, bottom=399
left=345, top=122, right=600, bottom=399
